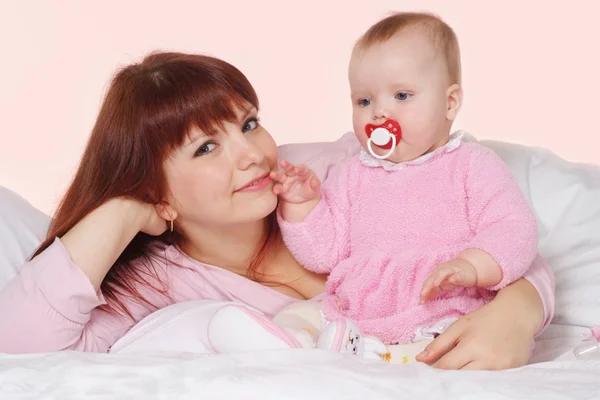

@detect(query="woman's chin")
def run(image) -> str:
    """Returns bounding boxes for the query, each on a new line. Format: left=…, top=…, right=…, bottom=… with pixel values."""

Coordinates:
left=250, top=191, right=279, bottom=219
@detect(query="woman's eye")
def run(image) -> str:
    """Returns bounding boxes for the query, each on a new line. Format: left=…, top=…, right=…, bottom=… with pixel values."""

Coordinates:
left=395, top=92, right=411, bottom=101
left=242, top=118, right=258, bottom=133
left=195, top=142, right=216, bottom=157
left=358, top=98, right=371, bottom=107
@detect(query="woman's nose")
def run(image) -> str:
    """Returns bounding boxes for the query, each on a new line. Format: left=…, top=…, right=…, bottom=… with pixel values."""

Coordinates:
left=234, top=137, right=265, bottom=170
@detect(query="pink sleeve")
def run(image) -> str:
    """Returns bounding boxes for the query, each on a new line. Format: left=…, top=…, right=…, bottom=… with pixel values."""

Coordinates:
left=277, top=161, right=355, bottom=274
left=522, top=254, right=555, bottom=337
left=463, top=144, right=539, bottom=290
left=0, top=238, right=171, bottom=353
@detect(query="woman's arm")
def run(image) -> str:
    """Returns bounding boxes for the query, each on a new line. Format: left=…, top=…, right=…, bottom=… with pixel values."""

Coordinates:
left=415, top=251, right=557, bottom=371
left=61, top=198, right=154, bottom=291
left=0, top=198, right=166, bottom=353
left=521, top=256, right=555, bottom=336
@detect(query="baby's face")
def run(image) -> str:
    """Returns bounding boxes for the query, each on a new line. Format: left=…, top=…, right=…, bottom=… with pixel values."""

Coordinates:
left=349, top=30, right=459, bottom=163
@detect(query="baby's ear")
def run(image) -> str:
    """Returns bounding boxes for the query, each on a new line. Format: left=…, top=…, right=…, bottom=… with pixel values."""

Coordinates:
left=446, top=84, right=463, bottom=121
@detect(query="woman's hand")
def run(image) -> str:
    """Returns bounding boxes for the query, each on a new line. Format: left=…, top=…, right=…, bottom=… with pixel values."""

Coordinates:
left=61, top=197, right=167, bottom=291
left=416, top=278, right=543, bottom=370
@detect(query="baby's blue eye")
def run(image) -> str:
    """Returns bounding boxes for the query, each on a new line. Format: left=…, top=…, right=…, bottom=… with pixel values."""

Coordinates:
left=358, top=98, right=371, bottom=107
left=396, top=92, right=411, bottom=101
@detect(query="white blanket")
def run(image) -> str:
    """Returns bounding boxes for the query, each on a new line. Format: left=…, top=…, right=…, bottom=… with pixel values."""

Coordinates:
left=1, top=325, right=599, bottom=400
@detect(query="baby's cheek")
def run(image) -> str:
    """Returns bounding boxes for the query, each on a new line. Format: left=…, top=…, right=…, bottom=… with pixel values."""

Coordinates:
left=352, top=110, right=368, bottom=130
left=402, top=116, right=433, bottom=140
left=352, top=119, right=367, bottom=141
left=354, top=131, right=369, bottom=150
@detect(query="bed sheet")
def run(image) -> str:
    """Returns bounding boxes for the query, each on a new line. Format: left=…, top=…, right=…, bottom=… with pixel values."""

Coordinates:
left=1, top=324, right=599, bottom=400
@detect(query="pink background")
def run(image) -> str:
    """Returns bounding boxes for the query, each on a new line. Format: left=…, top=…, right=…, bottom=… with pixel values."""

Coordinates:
left=1, top=0, right=598, bottom=215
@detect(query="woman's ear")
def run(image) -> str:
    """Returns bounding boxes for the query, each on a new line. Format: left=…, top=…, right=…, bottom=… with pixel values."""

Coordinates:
left=446, top=84, right=463, bottom=121
left=155, top=202, right=178, bottom=223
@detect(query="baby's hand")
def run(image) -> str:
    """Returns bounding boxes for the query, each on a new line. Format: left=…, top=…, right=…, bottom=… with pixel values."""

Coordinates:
left=271, top=160, right=321, bottom=204
left=420, top=259, right=477, bottom=304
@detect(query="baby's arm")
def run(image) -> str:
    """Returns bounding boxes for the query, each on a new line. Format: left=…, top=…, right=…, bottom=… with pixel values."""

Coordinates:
left=461, top=144, right=538, bottom=289
left=421, top=144, right=538, bottom=302
left=271, top=160, right=322, bottom=223
left=273, top=160, right=354, bottom=274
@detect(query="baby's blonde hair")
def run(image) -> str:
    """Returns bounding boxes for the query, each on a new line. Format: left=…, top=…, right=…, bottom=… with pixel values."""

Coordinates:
left=355, top=12, right=462, bottom=85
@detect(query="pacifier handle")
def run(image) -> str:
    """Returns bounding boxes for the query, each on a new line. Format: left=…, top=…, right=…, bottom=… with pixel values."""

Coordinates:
left=367, top=134, right=396, bottom=160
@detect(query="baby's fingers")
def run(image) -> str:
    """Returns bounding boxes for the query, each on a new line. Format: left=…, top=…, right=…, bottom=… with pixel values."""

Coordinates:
left=420, top=275, right=439, bottom=304
left=279, top=159, right=292, bottom=169
left=272, top=183, right=284, bottom=196
left=270, top=170, right=287, bottom=184
left=420, top=267, right=452, bottom=303
left=420, top=284, right=441, bottom=304
left=309, top=175, right=321, bottom=191
left=301, top=175, right=321, bottom=199
left=294, top=164, right=311, bottom=177
left=449, top=273, right=463, bottom=285
left=445, top=270, right=474, bottom=289
left=279, top=160, right=299, bottom=176
left=289, top=164, right=310, bottom=179
left=432, top=267, right=455, bottom=288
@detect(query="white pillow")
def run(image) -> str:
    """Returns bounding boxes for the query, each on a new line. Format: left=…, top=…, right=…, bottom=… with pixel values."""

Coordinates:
left=478, top=138, right=600, bottom=327
left=0, top=187, right=50, bottom=292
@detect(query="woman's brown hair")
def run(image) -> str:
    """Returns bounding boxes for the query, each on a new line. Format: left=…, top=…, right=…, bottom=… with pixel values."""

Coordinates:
left=32, top=51, right=279, bottom=318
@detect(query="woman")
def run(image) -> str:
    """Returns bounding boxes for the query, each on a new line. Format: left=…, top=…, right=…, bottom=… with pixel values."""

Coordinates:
left=0, top=51, right=554, bottom=370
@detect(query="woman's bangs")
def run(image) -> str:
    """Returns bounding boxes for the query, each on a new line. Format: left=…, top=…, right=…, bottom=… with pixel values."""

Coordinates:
left=185, top=81, right=258, bottom=140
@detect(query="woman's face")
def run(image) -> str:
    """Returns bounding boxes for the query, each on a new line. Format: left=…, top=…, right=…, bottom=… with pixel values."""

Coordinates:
left=162, top=105, right=279, bottom=232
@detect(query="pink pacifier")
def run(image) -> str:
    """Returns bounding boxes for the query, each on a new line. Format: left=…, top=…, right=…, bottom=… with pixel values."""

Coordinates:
left=365, top=119, right=402, bottom=160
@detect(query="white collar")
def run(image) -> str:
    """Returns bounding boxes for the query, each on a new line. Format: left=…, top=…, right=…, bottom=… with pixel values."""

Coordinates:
left=359, top=130, right=465, bottom=171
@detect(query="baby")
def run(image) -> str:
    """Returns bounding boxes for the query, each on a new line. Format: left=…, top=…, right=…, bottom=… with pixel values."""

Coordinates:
left=207, top=12, right=539, bottom=362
